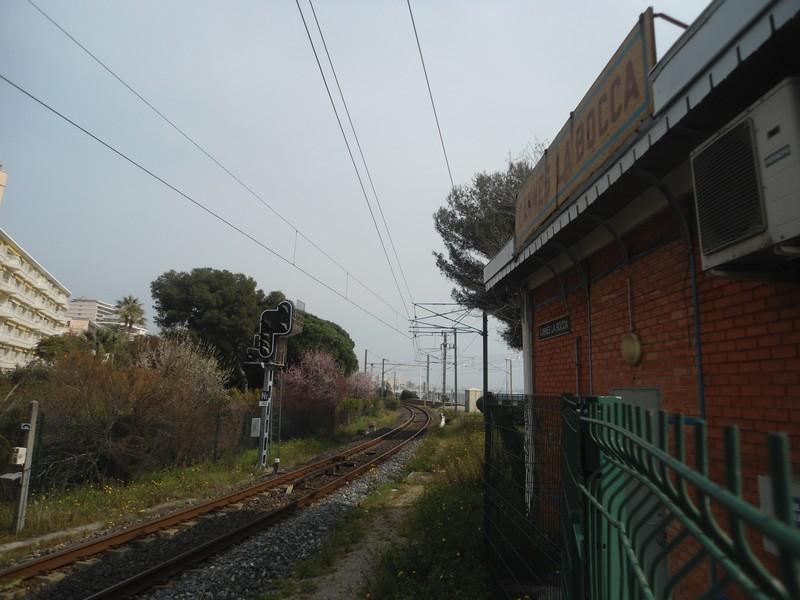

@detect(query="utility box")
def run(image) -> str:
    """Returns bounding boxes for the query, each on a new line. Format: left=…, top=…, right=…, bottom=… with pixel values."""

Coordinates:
left=464, top=388, right=481, bottom=413
left=10, top=447, right=26, bottom=466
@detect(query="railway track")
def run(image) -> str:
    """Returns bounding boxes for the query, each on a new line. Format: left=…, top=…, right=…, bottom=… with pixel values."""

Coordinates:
left=1, top=403, right=430, bottom=599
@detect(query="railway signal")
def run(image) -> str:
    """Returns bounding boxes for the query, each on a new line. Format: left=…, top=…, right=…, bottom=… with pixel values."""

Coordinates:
left=244, top=300, right=304, bottom=469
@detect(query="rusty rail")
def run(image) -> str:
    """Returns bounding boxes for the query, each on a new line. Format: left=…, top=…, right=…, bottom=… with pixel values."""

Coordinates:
left=0, top=404, right=423, bottom=585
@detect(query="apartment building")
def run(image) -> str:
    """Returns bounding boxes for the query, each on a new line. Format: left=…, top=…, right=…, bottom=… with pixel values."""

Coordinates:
left=0, top=228, right=70, bottom=371
left=67, top=297, right=117, bottom=326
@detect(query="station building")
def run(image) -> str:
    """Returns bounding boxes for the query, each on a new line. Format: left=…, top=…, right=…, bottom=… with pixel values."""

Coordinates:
left=484, top=0, right=800, bottom=594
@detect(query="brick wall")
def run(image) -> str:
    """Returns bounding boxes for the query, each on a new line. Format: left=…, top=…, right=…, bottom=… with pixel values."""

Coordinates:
left=529, top=205, right=800, bottom=595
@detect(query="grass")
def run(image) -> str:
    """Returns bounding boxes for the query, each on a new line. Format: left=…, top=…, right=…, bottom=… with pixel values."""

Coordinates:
left=0, top=406, right=402, bottom=557
left=260, top=411, right=491, bottom=600
left=363, top=411, right=492, bottom=600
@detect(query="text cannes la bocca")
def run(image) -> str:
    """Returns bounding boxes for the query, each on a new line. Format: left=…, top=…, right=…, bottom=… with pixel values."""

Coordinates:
left=515, top=9, right=657, bottom=250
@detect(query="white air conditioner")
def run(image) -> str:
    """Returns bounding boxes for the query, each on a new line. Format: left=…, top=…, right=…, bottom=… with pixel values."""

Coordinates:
left=690, top=77, right=800, bottom=273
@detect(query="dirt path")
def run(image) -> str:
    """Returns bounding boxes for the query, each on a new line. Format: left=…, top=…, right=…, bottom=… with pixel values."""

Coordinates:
left=287, top=472, right=432, bottom=600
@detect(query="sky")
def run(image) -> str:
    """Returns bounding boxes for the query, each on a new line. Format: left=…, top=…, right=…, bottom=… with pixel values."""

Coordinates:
left=0, top=0, right=705, bottom=393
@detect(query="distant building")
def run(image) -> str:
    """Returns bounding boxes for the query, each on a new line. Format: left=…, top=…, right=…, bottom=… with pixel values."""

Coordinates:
left=0, top=227, right=70, bottom=370
left=0, top=170, right=7, bottom=210
left=67, top=297, right=117, bottom=326
left=66, top=318, right=97, bottom=337
left=67, top=297, right=147, bottom=336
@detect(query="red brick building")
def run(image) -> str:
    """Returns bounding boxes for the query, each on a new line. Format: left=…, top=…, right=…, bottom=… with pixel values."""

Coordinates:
left=484, top=1, right=800, bottom=596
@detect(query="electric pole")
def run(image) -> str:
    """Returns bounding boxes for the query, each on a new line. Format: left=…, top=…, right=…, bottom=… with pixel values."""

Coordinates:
left=442, top=332, right=448, bottom=407
left=364, top=349, right=367, bottom=373
left=426, top=353, right=430, bottom=406
left=381, top=358, right=386, bottom=398
left=482, top=311, right=488, bottom=400
left=453, top=329, right=458, bottom=409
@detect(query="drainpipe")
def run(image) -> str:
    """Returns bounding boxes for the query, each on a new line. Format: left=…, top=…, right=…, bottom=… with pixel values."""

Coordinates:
left=689, top=248, right=706, bottom=420
left=633, top=169, right=711, bottom=591
left=586, top=262, right=594, bottom=395
left=575, top=336, right=582, bottom=396
left=635, top=170, right=706, bottom=419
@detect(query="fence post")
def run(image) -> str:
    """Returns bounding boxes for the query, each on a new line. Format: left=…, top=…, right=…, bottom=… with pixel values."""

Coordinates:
left=483, top=395, right=492, bottom=546
left=13, top=400, right=38, bottom=535
left=561, top=395, right=584, bottom=600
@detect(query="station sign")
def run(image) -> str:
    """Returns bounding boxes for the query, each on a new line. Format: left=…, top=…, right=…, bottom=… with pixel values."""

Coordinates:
left=538, top=315, right=571, bottom=340
left=515, top=8, right=656, bottom=251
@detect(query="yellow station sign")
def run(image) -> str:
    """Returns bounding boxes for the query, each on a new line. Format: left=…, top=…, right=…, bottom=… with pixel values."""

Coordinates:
left=515, top=8, right=656, bottom=251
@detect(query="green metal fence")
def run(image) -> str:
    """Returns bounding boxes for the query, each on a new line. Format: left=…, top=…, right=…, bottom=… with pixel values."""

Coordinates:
left=562, top=395, right=800, bottom=600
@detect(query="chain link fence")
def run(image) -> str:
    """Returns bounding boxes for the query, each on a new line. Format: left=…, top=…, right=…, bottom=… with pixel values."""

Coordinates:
left=483, top=393, right=563, bottom=599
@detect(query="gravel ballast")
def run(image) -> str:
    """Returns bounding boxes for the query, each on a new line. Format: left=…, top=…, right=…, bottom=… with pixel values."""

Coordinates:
left=142, top=439, right=422, bottom=600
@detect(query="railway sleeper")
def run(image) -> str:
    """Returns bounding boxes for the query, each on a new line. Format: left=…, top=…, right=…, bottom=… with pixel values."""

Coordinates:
left=33, top=572, right=65, bottom=585
left=132, top=536, right=158, bottom=546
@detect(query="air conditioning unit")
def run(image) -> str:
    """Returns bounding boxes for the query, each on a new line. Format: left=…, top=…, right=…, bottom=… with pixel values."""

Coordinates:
left=691, top=77, right=800, bottom=273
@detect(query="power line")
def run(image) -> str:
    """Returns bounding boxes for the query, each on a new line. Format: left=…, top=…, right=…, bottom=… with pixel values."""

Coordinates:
left=0, top=72, right=411, bottom=340
left=405, top=0, right=455, bottom=190
left=24, top=0, right=406, bottom=322
left=295, top=0, right=411, bottom=321
left=308, top=0, right=416, bottom=313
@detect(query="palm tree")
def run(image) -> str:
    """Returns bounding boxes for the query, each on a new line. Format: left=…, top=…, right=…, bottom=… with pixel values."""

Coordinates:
left=115, top=295, right=146, bottom=334
left=84, top=326, right=121, bottom=356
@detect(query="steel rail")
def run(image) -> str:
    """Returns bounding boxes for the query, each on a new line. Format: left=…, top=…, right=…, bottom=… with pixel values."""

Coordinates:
left=86, top=403, right=431, bottom=599
left=0, top=405, right=420, bottom=584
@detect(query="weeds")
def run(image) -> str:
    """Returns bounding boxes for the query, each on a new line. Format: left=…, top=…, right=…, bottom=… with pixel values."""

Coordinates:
left=0, top=407, right=400, bottom=551
left=364, top=412, right=491, bottom=599
left=257, top=412, right=489, bottom=599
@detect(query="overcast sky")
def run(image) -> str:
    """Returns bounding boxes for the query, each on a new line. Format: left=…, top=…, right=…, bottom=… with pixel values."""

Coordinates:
left=0, top=0, right=704, bottom=392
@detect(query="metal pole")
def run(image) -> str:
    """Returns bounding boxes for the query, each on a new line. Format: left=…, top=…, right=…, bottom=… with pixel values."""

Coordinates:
left=426, top=353, right=430, bottom=406
left=257, top=365, right=274, bottom=468
left=509, top=358, right=513, bottom=394
left=381, top=358, right=386, bottom=398
left=442, top=332, right=447, bottom=408
left=481, top=311, right=490, bottom=547
left=13, top=400, right=38, bottom=534
left=393, top=371, right=397, bottom=396
left=453, top=330, right=458, bottom=409
left=482, top=311, right=488, bottom=400
left=575, top=336, right=582, bottom=396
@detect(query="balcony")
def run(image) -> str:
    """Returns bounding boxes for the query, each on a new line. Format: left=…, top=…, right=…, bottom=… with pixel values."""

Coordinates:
left=0, top=278, right=15, bottom=296
left=0, top=331, right=37, bottom=351
left=0, top=304, right=43, bottom=331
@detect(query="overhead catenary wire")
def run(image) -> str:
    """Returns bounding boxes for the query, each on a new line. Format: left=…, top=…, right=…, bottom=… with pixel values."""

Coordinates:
left=295, top=0, right=411, bottom=322
left=24, top=0, right=406, bottom=322
left=0, top=72, right=412, bottom=340
left=307, top=0, right=416, bottom=314
left=405, top=0, right=455, bottom=190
